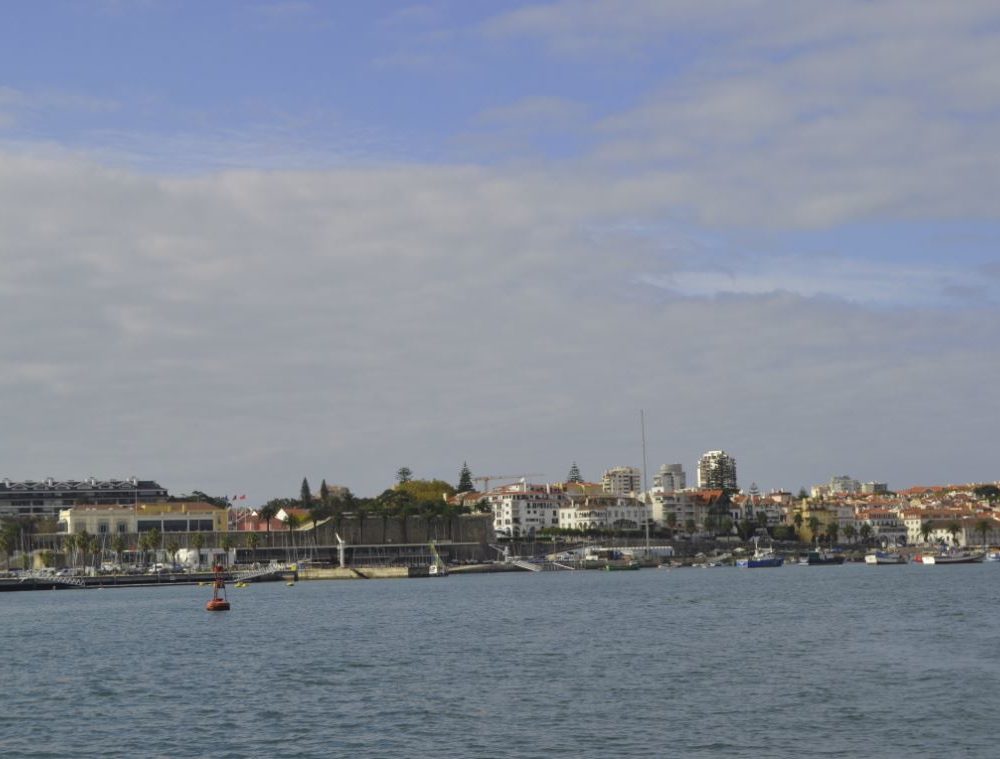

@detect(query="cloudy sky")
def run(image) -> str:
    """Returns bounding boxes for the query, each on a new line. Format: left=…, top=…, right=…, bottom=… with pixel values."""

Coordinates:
left=2, top=1, right=999, bottom=501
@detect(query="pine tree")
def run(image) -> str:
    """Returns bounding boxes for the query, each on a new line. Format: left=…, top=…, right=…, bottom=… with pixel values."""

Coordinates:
left=319, top=479, right=330, bottom=506
left=396, top=467, right=413, bottom=485
left=457, top=462, right=473, bottom=492
left=567, top=462, right=582, bottom=483
left=300, top=477, right=312, bottom=508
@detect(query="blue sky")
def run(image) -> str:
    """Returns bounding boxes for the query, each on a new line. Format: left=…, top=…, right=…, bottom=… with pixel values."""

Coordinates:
left=2, top=1, right=999, bottom=500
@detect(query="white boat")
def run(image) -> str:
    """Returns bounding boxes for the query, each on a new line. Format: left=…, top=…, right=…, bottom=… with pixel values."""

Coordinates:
left=920, top=551, right=984, bottom=565
left=864, top=550, right=907, bottom=565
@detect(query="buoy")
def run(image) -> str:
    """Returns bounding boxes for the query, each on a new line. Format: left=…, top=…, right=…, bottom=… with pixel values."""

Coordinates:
left=205, top=564, right=230, bottom=611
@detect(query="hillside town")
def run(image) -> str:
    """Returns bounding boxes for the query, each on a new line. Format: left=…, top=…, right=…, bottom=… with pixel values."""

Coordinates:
left=2, top=449, right=1000, bottom=574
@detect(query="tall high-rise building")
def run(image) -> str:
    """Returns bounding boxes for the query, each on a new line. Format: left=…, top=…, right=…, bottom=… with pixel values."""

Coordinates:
left=697, top=451, right=737, bottom=491
left=653, top=464, right=686, bottom=493
left=601, top=466, right=642, bottom=496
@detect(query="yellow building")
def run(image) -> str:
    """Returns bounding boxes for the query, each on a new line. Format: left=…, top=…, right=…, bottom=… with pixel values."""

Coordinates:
left=795, top=505, right=838, bottom=543
left=59, top=501, right=227, bottom=535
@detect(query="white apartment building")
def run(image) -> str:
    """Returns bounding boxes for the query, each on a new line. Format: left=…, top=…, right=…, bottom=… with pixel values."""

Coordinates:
left=487, top=483, right=566, bottom=538
left=559, top=494, right=648, bottom=532
left=602, top=466, right=642, bottom=496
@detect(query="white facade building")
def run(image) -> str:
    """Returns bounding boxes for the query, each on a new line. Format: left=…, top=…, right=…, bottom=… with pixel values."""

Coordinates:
left=487, top=483, right=566, bottom=538
left=559, top=494, right=648, bottom=532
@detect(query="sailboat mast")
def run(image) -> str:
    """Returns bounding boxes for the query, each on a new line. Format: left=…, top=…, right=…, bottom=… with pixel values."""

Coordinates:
left=641, top=409, right=650, bottom=556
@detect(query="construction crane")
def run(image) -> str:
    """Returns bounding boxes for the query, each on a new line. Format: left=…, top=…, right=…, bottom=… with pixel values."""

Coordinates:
left=472, top=473, right=545, bottom=493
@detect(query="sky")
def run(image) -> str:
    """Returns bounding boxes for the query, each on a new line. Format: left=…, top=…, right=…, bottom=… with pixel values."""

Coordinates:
left=2, top=0, right=1000, bottom=502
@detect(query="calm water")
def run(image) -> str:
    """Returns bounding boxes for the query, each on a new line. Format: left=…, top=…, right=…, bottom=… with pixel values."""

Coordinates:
left=2, top=564, right=1000, bottom=758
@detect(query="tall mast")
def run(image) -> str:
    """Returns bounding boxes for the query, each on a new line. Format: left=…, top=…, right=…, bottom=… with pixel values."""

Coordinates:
left=641, top=409, right=650, bottom=556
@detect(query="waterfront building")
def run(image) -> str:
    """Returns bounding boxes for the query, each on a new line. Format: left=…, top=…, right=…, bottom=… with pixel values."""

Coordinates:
left=487, top=482, right=565, bottom=538
left=601, top=466, right=642, bottom=496
left=0, top=477, right=168, bottom=518
left=559, top=494, right=647, bottom=532
left=58, top=501, right=226, bottom=535
left=856, top=508, right=907, bottom=545
left=696, top=451, right=737, bottom=491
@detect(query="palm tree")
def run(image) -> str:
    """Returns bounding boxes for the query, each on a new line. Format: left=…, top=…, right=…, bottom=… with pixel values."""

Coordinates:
left=191, top=533, right=205, bottom=570
left=975, top=519, right=992, bottom=549
left=793, top=511, right=804, bottom=539
left=285, top=513, right=301, bottom=553
left=246, top=532, right=261, bottom=564
left=920, top=521, right=934, bottom=545
left=111, top=534, right=127, bottom=568
left=807, top=516, right=821, bottom=545
left=62, top=533, right=78, bottom=569
left=826, top=522, right=839, bottom=546
left=258, top=502, right=278, bottom=534
left=843, top=524, right=857, bottom=544
left=77, top=530, right=92, bottom=570
left=219, top=533, right=235, bottom=566
left=859, top=523, right=873, bottom=545
left=0, top=527, right=13, bottom=571
left=166, top=538, right=181, bottom=568
left=666, top=512, right=677, bottom=538
left=946, top=520, right=961, bottom=547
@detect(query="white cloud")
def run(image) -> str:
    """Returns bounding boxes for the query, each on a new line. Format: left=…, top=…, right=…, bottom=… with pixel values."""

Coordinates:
left=1, top=152, right=998, bottom=499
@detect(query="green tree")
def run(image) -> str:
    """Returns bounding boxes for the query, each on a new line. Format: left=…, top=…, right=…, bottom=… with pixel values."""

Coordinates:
left=457, top=462, right=473, bottom=492
left=797, top=487, right=809, bottom=500
left=0, top=524, right=16, bottom=570
left=826, top=522, right=839, bottom=545
left=665, top=512, right=677, bottom=537
left=919, top=521, right=934, bottom=545
left=946, top=520, right=961, bottom=546
left=793, top=511, right=804, bottom=538
left=220, top=533, right=235, bottom=556
left=684, top=518, right=696, bottom=536
left=567, top=462, right=583, bottom=483
left=395, top=467, right=413, bottom=485
left=166, top=538, right=181, bottom=567
left=397, top=479, right=457, bottom=506
left=719, top=516, right=734, bottom=535
left=807, top=516, right=821, bottom=544
left=62, top=532, right=78, bottom=569
left=111, top=534, right=127, bottom=567
left=191, top=533, right=205, bottom=570
left=258, top=501, right=279, bottom=533
left=246, top=532, right=261, bottom=563
left=285, top=512, right=301, bottom=551
left=843, top=524, right=857, bottom=544
left=975, top=519, right=992, bottom=548
left=974, top=484, right=1000, bottom=503
left=300, top=478, right=312, bottom=509
left=319, top=479, right=330, bottom=507
left=859, top=523, right=873, bottom=544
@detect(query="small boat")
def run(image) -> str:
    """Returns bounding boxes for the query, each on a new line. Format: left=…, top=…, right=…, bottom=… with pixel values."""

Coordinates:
left=920, top=551, right=984, bottom=565
left=807, top=550, right=845, bottom=566
left=864, top=550, right=907, bottom=565
left=736, top=539, right=784, bottom=568
left=604, top=561, right=640, bottom=571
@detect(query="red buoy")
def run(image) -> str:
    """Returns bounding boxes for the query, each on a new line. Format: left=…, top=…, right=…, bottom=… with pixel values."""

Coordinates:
left=205, top=563, right=230, bottom=611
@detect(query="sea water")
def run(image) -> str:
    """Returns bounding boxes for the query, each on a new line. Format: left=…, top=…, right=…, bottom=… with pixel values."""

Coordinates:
left=2, top=563, right=999, bottom=758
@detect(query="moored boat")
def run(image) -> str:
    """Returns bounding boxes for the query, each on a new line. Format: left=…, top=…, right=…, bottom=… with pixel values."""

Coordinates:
left=807, top=550, right=845, bottom=566
left=736, top=538, right=784, bottom=568
left=864, top=550, right=907, bottom=565
left=920, top=551, right=984, bottom=565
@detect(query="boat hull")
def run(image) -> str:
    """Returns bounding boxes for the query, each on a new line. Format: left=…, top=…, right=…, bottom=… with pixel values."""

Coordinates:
left=864, top=552, right=906, bottom=565
left=736, top=557, right=784, bottom=568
